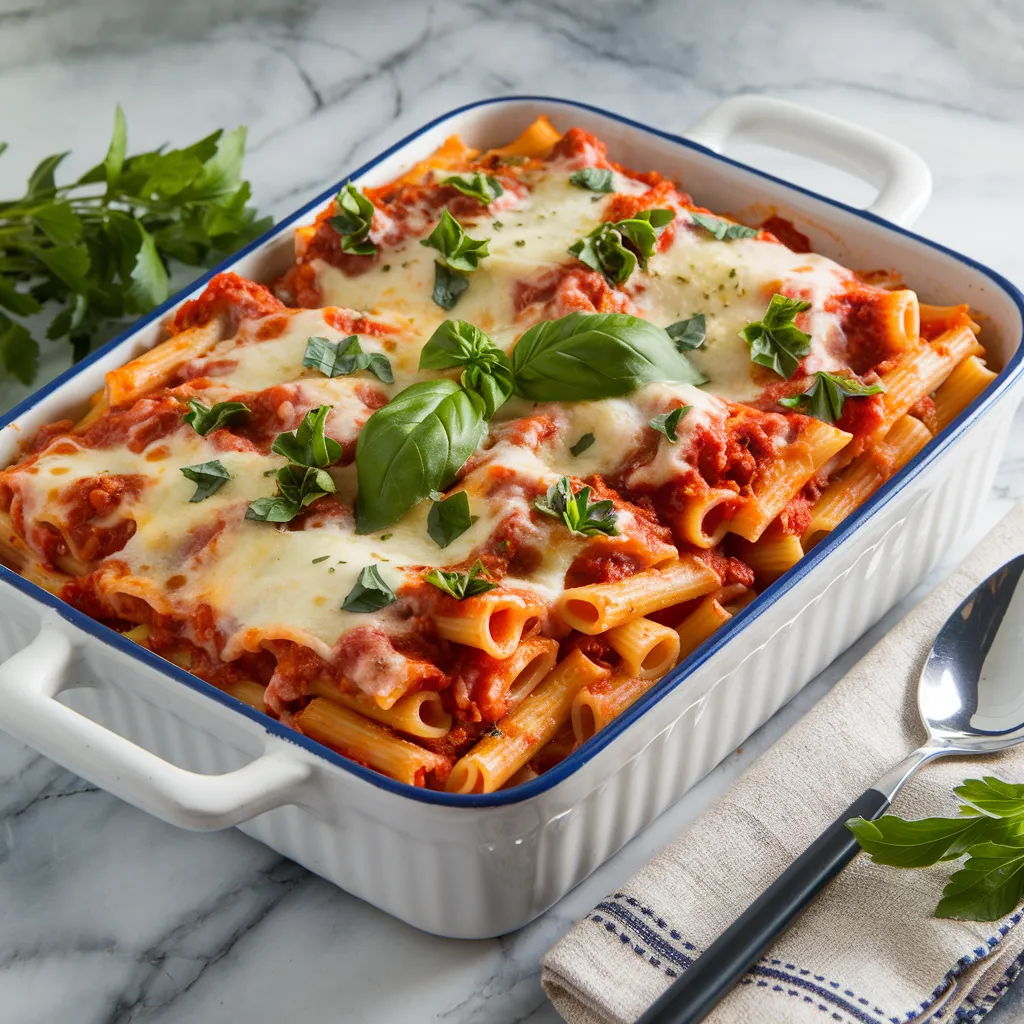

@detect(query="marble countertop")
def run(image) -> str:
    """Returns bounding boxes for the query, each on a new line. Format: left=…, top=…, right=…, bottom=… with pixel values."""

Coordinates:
left=3, top=1, right=1024, bottom=1020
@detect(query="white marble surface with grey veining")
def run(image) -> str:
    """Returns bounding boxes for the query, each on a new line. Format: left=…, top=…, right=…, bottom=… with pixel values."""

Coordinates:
left=3, top=1, right=1024, bottom=1020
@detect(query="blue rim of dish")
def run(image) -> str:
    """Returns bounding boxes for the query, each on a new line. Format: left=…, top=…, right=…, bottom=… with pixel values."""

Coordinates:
left=2, top=95, right=1023, bottom=809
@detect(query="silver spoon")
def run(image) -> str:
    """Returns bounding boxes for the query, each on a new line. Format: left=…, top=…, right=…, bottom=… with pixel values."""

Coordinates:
left=638, top=553, right=1024, bottom=1024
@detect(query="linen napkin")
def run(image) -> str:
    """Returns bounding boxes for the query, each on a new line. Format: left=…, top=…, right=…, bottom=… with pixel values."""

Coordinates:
left=543, top=502, right=1024, bottom=1024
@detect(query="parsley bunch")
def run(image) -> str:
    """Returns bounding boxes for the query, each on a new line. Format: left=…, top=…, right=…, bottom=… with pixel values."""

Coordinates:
left=848, top=777, right=1024, bottom=921
left=0, top=106, right=270, bottom=384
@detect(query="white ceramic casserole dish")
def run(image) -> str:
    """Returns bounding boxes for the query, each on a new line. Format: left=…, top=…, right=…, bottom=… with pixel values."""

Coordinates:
left=0, top=96, right=1021, bottom=939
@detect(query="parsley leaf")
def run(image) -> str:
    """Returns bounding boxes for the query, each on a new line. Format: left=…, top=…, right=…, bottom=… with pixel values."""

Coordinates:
left=0, top=106, right=270, bottom=380
left=442, top=173, right=504, bottom=204
left=330, top=183, right=376, bottom=256
left=183, top=399, right=251, bottom=436
left=180, top=459, right=231, bottom=502
left=342, top=565, right=397, bottom=612
left=847, top=775, right=1024, bottom=921
left=779, top=371, right=885, bottom=423
left=423, top=560, right=499, bottom=600
left=432, top=262, right=469, bottom=310
left=427, top=490, right=477, bottom=548
left=741, top=293, right=813, bottom=379
left=569, top=168, right=615, bottom=193
left=420, top=210, right=490, bottom=272
left=690, top=211, right=758, bottom=240
left=570, top=433, right=595, bottom=457
left=533, top=476, right=619, bottom=537
left=303, top=335, right=394, bottom=383
left=569, top=209, right=674, bottom=285
left=666, top=313, right=706, bottom=351
left=270, top=405, right=343, bottom=469
left=649, top=406, right=690, bottom=442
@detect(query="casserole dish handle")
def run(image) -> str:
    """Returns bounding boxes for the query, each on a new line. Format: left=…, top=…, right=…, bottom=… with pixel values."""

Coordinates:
left=684, top=95, right=932, bottom=227
left=0, top=616, right=312, bottom=830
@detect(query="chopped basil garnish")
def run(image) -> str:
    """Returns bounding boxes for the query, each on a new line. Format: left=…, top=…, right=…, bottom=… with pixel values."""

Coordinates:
left=741, top=294, right=813, bottom=380
left=431, top=261, right=469, bottom=310
left=534, top=476, right=618, bottom=538
left=666, top=313, right=706, bottom=351
left=342, top=565, right=397, bottom=612
left=330, top=183, right=376, bottom=256
left=649, top=406, right=690, bottom=442
left=271, top=404, right=342, bottom=468
left=423, top=560, right=498, bottom=600
left=420, top=209, right=490, bottom=272
left=183, top=399, right=250, bottom=436
left=689, top=211, right=758, bottom=241
left=312, top=555, right=330, bottom=563
left=569, top=209, right=674, bottom=285
left=442, top=172, right=504, bottom=204
left=779, top=371, right=886, bottom=423
left=570, top=432, right=595, bottom=456
left=569, top=168, right=615, bottom=193
left=427, top=490, right=476, bottom=549
left=180, top=460, right=231, bottom=502
left=303, top=335, right=393, bottom=383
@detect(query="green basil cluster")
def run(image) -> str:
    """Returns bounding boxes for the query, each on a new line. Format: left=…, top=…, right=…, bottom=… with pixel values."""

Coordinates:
left=354, top=311, right=704, bottom=532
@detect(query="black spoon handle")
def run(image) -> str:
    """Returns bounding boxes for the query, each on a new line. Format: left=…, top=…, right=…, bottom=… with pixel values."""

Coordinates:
left=635, top=787, right=891, bottom=1024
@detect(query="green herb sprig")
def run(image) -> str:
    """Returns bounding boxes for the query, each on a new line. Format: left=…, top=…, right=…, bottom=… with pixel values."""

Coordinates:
left=848, top=777, right=1024, bottom=921
left=779, top=371, right=885, bottom=424
left=534, top=476, right=619, bottom=538
left=423, top=560, right=498, bottom=600
left=0, top=106, right=270, bottom=383
left=569, top=209, right=675, bottom=286
left=741, top=293, right=813, bottom=379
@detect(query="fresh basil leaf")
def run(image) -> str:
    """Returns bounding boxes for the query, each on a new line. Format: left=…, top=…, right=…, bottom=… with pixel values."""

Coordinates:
left=420, top=210, right=490, bottom=272
left=180, top=459, right=232, bottom=502
left=271, top=405, right=343, bottom=469
left=355, top=379, right=487, bottom=533
left=846, top=813, right=1020, bottom=870
left=342, top=565, right=397, bottom=612
left=419, top=319, right=513, bottom=418
left=666, top=314, right=706, bottom=351
left=569, top=168, right=615, bottom=193
left=534, top=477, right=618, bottom=537
left=741, top=293, right=813, bottom=379
left=424, top=560, right=498, bottom=600
left=511, top=311, right=705, bottom=402
left=690, top=211, right=758, bottom=241
left=183, top=398, right=251, bottom=436
left=935, top=841, right=1024, bottom=921
left=245, top=464, right=336, bottom=523
left=432, top=262, right=469, bottom=310
left=442, top=172, right=504, bottom=204
left=569, top=209, right=674, bottom=283
left=427, top=490, right=476, bottom=548
left=569, top=222, right=636, bottom=286
left=570, top=433, right=595, bottom=457
left=330, top=182, right=377, bottom=256
left=303, top=335, right=394, bottom=383
left=649, top=405, right=690, bottom=442
left=779, top=371, right=885, bottom=423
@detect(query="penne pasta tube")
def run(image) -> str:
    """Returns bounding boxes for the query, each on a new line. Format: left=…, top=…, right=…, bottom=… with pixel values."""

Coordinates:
left=933, top=355, right=997, bottom=431
left=557, top=556, right=721, bottom=635
left=728, top=419, right=852, bottom=542
left=431, top=590, right=543, bottom=659
left=104, top=318, right=223, bottom=407
left=308, top=678, right=452, bottom=739
left=295, top=698, right=449, bottom=787
left=737, top=533, right=805, bottom=581
left=674, top=487, right=739, bottom=549
left=675, top=593, right=733, bottom=661
left=504, top=636, right=561, bottom=711
left=445, top=649, right=608, bottom=794
left=485, top=115, right=562, bottom=159
left=225, top=679, right=267, bottom=712
left=605, top=616, right=680, bottom=679
left=571, top=672, right=652, bottom=745
left=804, top=414, right=932, bottom=548
left=875, top=288, right=920, bottom=352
